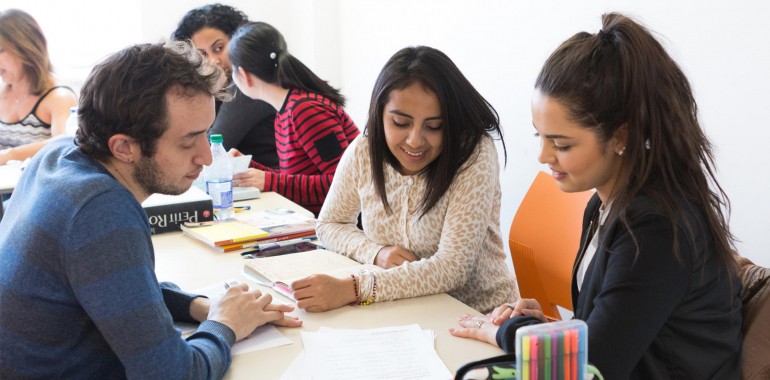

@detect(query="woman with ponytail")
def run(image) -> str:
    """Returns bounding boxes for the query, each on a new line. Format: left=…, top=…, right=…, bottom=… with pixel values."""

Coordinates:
left=228, top=22, right=359, bottom=214
left=451, top=13, right=742, bottom=379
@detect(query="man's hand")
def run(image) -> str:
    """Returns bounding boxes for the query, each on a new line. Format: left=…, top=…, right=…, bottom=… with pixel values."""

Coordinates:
left=189, top=296, right=211, bottom=323
left=208, top=283, right=300, bottom=341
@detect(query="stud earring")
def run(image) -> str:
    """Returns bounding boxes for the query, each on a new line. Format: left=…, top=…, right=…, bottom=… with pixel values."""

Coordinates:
left=618, top=147, right=626, bottom=156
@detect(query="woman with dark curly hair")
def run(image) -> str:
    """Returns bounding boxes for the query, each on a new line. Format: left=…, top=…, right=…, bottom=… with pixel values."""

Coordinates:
left=172, top=3, right=278, bottom=168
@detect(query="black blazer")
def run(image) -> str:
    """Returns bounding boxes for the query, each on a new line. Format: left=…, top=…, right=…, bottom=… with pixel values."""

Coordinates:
left=498, top=193, right=742, bottom=379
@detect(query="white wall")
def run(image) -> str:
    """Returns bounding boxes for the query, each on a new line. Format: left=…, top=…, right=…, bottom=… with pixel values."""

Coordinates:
left=6, top=0, right=769, bottom=267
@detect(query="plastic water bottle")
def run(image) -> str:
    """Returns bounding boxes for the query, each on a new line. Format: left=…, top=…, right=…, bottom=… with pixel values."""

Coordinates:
left=65, top=106, right=78, bottom=135
left=206, top=134, right=234, bottom=220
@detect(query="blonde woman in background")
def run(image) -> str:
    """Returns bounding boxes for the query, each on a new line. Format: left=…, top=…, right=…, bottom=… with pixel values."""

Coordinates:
left=0, top=9, right=76, bottom=165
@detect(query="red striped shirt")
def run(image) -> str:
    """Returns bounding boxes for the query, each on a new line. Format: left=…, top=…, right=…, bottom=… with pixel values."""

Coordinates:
left=251, top=89, right=359, bottom=214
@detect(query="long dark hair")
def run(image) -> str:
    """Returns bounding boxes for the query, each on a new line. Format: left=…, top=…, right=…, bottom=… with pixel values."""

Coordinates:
left=228, top=21, right=345, bottom=106
left=535, top=13, right=735, bottom=271
left=365, top=46, right=505, bottom=216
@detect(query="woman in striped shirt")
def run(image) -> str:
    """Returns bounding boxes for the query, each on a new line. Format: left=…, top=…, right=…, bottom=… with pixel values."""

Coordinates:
left=228, top=21, right=359, bottom=215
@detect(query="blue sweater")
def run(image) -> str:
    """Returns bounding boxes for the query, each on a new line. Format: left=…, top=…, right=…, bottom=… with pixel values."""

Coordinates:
left=0, top=138, right=236, bottom=379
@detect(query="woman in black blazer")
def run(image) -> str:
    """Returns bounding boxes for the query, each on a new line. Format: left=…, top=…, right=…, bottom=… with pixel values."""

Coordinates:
left=451, top=13, right=742, bottom=379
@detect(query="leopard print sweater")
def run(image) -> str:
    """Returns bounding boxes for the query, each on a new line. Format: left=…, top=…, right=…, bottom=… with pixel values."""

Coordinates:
left=317, top=135, right=518, bottom=312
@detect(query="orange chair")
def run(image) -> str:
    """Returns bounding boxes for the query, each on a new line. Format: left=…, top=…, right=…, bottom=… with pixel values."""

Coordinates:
left=509, top=171, right=594, bottom=321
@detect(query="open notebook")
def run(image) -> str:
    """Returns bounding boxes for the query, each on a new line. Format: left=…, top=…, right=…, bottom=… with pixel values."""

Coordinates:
left=244, top=249, right=378, bottom=300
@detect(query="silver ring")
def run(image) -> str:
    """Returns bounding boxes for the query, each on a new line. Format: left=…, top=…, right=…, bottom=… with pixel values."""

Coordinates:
left=475, top=320, right=484, bottom=329
left=503, top=303, right=516, bottom=310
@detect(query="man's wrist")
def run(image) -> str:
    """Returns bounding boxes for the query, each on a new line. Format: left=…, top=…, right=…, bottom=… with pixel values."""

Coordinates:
left=189, top=296, right=211, bottom=322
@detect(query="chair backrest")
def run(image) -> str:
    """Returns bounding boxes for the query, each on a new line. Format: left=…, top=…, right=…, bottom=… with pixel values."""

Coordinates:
left=737, top=256, right=770, bottom=379
left=509, top=171, right=593, bottom=321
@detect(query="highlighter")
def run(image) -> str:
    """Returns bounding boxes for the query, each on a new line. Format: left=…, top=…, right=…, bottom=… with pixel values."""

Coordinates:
left=522, top=335, right=530, bottom=380
left=531, top=335, right=539, bottom=380
left=570, top=329, right=578, bottom=380
left=578, top=327, right=587, bottom=380
left=562, top=330, right=570, bottom=380
left=544, top=333, right=552, bottom=380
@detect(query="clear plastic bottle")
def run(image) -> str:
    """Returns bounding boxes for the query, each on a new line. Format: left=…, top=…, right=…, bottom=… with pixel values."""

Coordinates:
left=206, top=134, right=234, bottom=220
left=65, top=106, right=78, bottom=136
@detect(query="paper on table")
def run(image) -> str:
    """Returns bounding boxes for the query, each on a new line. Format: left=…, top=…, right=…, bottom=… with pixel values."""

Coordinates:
left=279, top=328, right=438, bottom=380
left=317, top=326, right=436, bottom=344
left=173, top=281, right=292, bottom=355
left=295, top=324, right=451, bottom=380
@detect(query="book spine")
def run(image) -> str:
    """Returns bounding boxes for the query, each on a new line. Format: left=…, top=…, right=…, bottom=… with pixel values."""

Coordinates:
left=144, top=199, right=213, bottom=235
left=216, top=231, right=317, bottom=253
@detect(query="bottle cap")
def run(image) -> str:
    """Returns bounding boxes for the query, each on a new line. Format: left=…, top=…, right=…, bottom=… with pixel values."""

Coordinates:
left=209, top=134, right=223, bottom=143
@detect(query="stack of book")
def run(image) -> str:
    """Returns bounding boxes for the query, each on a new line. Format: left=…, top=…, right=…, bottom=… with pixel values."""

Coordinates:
left=142, top=186, right=213, bottom=235
left=180, top=208, right=317, bottom=253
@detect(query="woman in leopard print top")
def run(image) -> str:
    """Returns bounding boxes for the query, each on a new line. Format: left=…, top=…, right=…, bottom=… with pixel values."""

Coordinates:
left=291, top=46, right=518, bottom=313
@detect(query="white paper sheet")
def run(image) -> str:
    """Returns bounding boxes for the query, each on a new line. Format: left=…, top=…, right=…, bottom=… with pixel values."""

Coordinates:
left=280, top=328, right=439, bottom=380
left=291, top=324, right=451, bottom=380
left=230, top=154, right=252, bottom=174
left=173, top=281, right=292, bottom=355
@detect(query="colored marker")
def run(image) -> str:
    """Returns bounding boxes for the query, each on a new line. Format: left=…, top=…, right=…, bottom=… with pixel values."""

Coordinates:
left=522, top=335, right=530, bottom=380
left=552, top=331, right=558, bottom=380
left=531, top=335, right=539, bottom=380
left=544, top=333, right=552, bottom=380
left=578, top=327, right=587, bottom=380
left=571, top=329, right=579, bottom=380
left=559, top=330, right=572, bottom=380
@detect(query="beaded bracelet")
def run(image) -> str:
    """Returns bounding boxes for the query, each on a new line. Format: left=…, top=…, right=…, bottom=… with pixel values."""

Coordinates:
left=350, top=274, right=360, bottom=304
left=359, top=271, right=377, bottom=306
left=358, top=269, right=372, bottom=303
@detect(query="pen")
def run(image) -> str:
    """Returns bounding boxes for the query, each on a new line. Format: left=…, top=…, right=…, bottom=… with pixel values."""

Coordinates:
left=234, top=205, right=251, bottom=213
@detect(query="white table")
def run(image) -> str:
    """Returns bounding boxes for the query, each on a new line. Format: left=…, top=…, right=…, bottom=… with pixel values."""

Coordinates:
left=0, top=163, right=23, bottom=196
left=0, top=163, right=23, bottom=218
left=153, top=192, right=504, bottom=379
